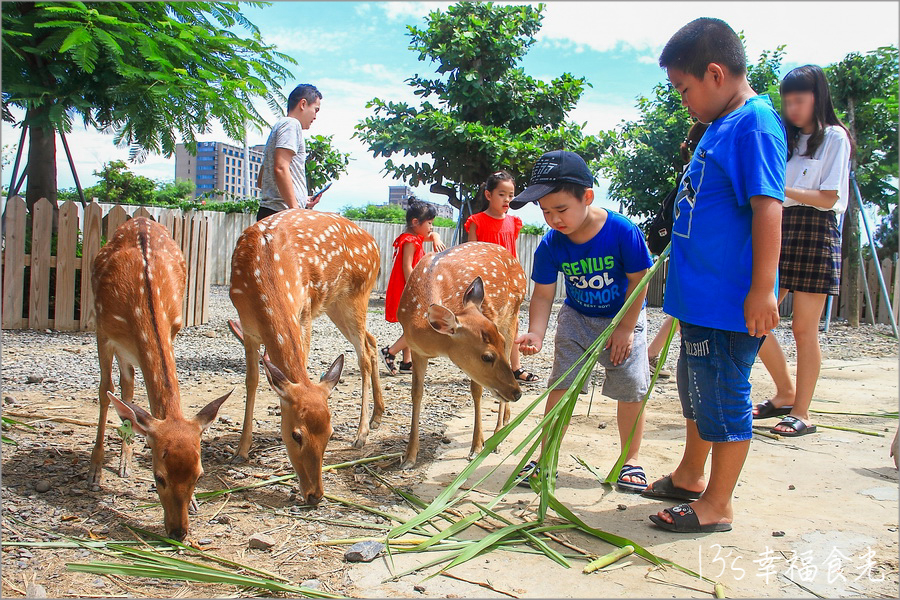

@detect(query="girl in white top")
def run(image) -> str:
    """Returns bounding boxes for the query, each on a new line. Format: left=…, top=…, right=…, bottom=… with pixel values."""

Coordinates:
left=754, top=65, right=854, bottom=437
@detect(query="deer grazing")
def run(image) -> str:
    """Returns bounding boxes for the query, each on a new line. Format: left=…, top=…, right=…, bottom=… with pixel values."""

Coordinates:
left=228, top=210, right=384, bottom=504
left=90, top=217, right=231, bottom=541
left=398, top=242, right=526, bottom=468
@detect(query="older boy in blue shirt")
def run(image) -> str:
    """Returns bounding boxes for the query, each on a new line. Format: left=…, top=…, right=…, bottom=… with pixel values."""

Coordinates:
left=513, top=150, right=654, bottom=493
left=641, top=18, right=786, bottom=533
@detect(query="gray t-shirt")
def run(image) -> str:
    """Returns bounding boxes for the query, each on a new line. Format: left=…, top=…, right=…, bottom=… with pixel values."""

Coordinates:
left=260, top=117, right=308, bottom=211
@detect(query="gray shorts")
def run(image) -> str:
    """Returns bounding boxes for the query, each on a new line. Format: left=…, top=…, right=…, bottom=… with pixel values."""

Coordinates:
left=547, top=303, right=650, bottom=403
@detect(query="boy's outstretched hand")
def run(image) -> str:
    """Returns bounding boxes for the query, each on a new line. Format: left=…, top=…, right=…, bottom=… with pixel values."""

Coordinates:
left=516, top=332, right=543, bottom=356
left=744, top=287, right=779, bottom=337
left=605, top=325, right=634, bottom=366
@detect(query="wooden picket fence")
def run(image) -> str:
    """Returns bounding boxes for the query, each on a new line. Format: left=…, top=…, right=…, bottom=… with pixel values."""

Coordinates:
left=1, top=196, right=211, bottom=331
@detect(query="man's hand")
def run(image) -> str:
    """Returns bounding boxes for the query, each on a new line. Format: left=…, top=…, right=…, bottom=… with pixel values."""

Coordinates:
left=515, top=332, right=543, bottom=356
left=744, top=286, right=779, bottom=337
left=428, top=232, right=446, bottom=252
left=306, top=194, right=321, bottom=209
left=605, top=324, right=635, bottom=366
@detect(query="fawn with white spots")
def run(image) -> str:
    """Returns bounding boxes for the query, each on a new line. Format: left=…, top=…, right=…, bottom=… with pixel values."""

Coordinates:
left=228, top=210, right=384, bottom=504
left=398, top=241, right=526, bottom=468
left=90, top=217, right=231, bottom=541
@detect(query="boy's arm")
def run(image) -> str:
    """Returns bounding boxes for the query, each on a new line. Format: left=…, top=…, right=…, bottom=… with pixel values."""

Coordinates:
left=745, top=195, right=781, bottom=337
left=516, top=282, right=556, bottom=355
left=606, top=269, right=648, bottom=366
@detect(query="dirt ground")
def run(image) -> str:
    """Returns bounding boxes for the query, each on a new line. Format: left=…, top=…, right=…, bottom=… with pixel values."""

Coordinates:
left=1, top=287, right=898, bottom=598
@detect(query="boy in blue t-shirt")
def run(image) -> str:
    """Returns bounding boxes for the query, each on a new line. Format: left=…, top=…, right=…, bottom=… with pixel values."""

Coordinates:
left=512, top=150, right=654, bottom=493
left=641, top=18, right=786, bottom=534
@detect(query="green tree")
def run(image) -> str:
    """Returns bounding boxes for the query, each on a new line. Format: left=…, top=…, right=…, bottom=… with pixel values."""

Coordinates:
left=599, top=42, right=787, bottom=223
left=305, top=134, right=351, bottom=193
left=89, top=160, right=156, bottom=204
left=2, top=1, right=294, bottom=209
left=826, top=45, right=899, bottom=326
left=353, top=1, right=608, bottom=227
left=341, top=203, right=455, bottom=228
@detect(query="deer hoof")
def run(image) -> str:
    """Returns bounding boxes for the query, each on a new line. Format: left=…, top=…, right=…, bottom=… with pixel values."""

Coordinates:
left=369, top=417, right=382, bottom=430
left=189, top=497, right=200, bottom=514
left=399, top=458, right=417, bottom=470
left=117, top=463, right=132, bottom=479
left=229, top=453, right=248, bottom=464
left=351, top=436, right=367, bottom=450
left=87, top=466, right=103, bottom=488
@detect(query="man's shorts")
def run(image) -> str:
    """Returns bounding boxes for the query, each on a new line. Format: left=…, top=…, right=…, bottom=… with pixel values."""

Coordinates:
left=676, top=322, right=764, bottom=443
left=547, top=303, right=650, bottom=403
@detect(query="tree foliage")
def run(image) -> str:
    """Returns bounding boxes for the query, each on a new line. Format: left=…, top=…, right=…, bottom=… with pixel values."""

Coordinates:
left=598, top=42, right=787, bottom=223
left=340, top=203, right=456, bottom=228
left=353, top=1, right=608, bottom=219
left=305, top=134, right=351, bottom=193
left=2, top=1, right=330, bottom=208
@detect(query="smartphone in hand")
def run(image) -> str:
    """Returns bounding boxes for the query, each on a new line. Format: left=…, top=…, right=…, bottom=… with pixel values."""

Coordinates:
left=311, top=182, right=332, bottom=202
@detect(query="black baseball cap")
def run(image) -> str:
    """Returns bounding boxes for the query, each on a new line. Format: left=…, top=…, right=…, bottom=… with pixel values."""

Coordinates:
left=509, top=150, right=594, bottom=209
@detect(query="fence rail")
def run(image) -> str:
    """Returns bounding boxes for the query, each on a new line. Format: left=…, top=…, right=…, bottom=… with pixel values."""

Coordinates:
left=5, top=199, right=897, bottom=330
left=1, top=197, right=211, bottom=331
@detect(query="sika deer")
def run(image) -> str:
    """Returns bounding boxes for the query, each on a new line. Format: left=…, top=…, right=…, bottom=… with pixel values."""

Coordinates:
left=398, top=242, right=526, bottom=468
left=90, top=217, right=231, bottom=541
left=228, top=210, right=384, bottom=504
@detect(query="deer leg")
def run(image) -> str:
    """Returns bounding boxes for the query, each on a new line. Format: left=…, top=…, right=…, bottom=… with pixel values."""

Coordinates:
left=117, top=358, right=136, bottom=478
left=401, top=352, right=429, bottom=470
left=365, top=330, right=385, bottom=430
left=326, top=305, right=372, bottom=449
left=233, top=338, right=261, bottom=463
left=469, top=380, right=485, bottom=460
left=89, top=338, right=115, bottom=489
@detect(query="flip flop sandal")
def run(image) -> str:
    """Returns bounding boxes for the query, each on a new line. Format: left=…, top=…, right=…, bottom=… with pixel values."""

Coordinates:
left=771, top=415, right=817, bottom=437
left=515, top=460, right=558, bottom=489
left=380, top=347, right=398, bottom=376
left=648, top=504, right=733, bottom=533
left=753, top=400, right=793, bottom=420
left=513, top=368, right=541, bottom=384
left=641, top=474, right=703, bottom=501
left=617, top=464, right=648, bottom=493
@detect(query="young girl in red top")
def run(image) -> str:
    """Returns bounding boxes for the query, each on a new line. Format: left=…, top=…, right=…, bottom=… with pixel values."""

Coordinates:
left=465, top=170, right=538, bottom=384
left=382, top=201, right=445, bottom=375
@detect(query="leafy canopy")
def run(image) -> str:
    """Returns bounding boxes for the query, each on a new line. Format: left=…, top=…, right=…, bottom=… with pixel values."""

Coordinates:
left=2, top=1, right=295, bottom=160
left=354, top=1, right=608, bottom=210
left=598, top=40, right=787, bottom=223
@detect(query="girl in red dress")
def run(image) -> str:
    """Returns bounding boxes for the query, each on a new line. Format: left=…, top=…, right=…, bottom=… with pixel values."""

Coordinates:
left=382, top=201, right=445, bottom=375
left=465, top=171, right=538, bottom=384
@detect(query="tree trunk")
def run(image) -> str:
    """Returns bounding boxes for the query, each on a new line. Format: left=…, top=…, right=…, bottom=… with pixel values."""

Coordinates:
left=843, top=97, right=861, bottom=327
left=25, top=107, right=58, bottom=211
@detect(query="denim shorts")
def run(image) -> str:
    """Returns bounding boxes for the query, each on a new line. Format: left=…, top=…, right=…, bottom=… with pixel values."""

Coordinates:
left=548, top=304, right=650, bottom=403
left=676, top=322, right=764, bottom=443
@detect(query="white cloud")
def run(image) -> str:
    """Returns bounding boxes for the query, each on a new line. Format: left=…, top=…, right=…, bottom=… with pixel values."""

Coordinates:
left=537, top=2, right=898, bottom=68
left=262, top=26, right=354, bottom=55
left=379, top=1, right=450, bottom=22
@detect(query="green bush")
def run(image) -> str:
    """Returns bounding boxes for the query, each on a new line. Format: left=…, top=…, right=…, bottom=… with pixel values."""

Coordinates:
left=341, top=203, right=456, bottom=228
left=520, top=223, right=547, bottom=236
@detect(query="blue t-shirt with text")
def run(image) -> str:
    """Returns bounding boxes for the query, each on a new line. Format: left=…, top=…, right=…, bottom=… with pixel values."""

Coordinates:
left=531, top=211, right=653, bottom=317
left=664, top=95, right=787, bottom=333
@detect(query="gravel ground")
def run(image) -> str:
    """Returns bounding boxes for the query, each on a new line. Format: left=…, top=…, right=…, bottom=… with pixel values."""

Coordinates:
left=1, top=285, right=897, bottom=598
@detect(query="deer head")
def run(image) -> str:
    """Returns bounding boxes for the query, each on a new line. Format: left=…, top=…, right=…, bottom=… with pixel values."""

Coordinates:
left=260, top=354, right=343, bottom=505
left=426, top=277, right=522, bottom=403
left=109, top=390, right=231, bottom=540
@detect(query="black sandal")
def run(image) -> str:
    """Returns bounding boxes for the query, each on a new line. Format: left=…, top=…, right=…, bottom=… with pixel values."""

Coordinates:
left=381, top=347, right=398, bottom=376
left=398, top=361, right=413, bottom=374
left=753, top=400, right=793, bottom=420
left=513, top=368, right=540, bottom=384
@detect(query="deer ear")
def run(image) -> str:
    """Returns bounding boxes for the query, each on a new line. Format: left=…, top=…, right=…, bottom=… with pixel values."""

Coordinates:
left=427, top=304, right=458, bottom=335
left=320, top=354, right=344, bottom=394
left=463, top=277, right=485, bottom=311
left=108, top=391, right=156, bottom=436
left=195, top=389, right=233, bottom=432
left=261, top=353, right=292, bottom=396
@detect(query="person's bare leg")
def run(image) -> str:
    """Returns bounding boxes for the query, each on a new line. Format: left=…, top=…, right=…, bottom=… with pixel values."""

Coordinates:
left=757, top=288, right=795, bottom=410
left=666, top=419, right=710, bottom=493
left=617, top=401, right=646, bottom=483
left=510, top=342, right=522, bottom=372
left=656, top=439, right=750, bottom=526
left=388, top=335, right=407, bottom=357
left=648, top=316, right=676, bottom=359
left=538, top=389, right=567, bottom=454
left=774, top=291, right=827, bottom=431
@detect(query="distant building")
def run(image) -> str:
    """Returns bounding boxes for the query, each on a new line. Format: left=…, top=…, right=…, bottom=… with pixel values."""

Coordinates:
left=175, top=141, right=266, bottom=200
left=387, top=185, right=455, bottom=219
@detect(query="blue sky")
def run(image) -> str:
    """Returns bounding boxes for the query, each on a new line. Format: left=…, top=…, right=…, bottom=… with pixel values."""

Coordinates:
left=4, top=1, right=898, bottom=225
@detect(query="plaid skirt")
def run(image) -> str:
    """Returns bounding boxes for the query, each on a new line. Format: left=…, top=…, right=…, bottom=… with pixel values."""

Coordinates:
left=779, top=205, right=842, bottom=296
